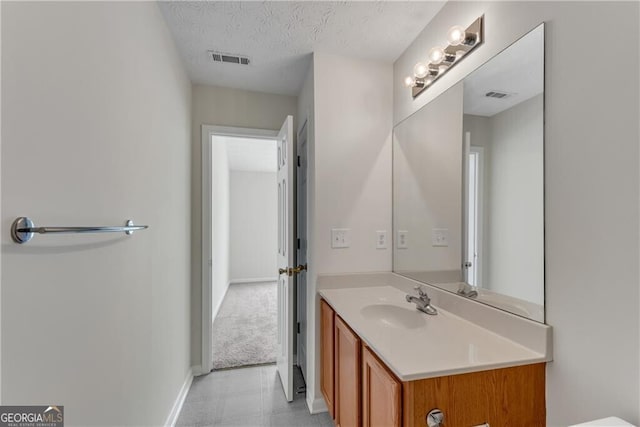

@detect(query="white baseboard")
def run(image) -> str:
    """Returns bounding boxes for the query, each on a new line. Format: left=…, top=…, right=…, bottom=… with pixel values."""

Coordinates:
left=229, top=277, right=278, bottom=284
left=190, top=364, right=208, bottom=376
left=165, top=367, right=194, bottom=427
left=306, top=394, right=328, bottom=415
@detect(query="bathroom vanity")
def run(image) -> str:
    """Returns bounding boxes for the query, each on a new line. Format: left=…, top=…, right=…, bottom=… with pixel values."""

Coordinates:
left=319, top=284, right=549, bottom=427
left=318, top=21, right=551, bottom=427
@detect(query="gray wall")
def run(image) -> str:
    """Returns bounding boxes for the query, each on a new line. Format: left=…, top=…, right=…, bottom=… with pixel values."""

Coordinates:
left=1, top=2, right=192, bottom=425
left=395, top=2, right=639, bottom=425
left=191, top=84, right=297, bottom=368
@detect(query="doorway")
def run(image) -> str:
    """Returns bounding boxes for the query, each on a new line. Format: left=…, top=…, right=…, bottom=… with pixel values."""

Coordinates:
left=209, top=134, right=279, bottom=370
left=200, top=120, right=304, bottom=402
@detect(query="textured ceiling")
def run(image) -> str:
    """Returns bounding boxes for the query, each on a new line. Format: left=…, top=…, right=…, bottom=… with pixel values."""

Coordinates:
left=158, top=1, right=446, bottom=95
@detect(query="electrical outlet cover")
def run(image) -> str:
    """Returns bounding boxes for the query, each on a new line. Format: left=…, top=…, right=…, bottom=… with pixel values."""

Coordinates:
left=397, top=230, right=408, bottom=249
left=331, top=228, right=350, bottom=248
left=432, top=228, right=449, bottom=247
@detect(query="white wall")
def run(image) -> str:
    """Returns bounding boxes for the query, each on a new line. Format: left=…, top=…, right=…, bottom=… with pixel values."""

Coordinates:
left=191, top=84, right=297, bottom=368
left=394, top=2, right=639, bottom=425
left=2, top=2, right=191, bottom=426
left=307, top=53, right=393, bottom=411
left=487, top=94, right=544, bottom=305
left=211, top=136, right=230, bottom=319
left=229, top=170, right=277, bottom=281
left=313, top=53, right=393, bottom=275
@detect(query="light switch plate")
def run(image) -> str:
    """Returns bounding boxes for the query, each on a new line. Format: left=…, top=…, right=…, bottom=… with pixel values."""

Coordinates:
left=432, top=228, right=449, bottom=247
left=376, top=230, right=387, bottom=249
left=397, top=230, right=408, bottom=249
left=331, top=228, right=350, bottom=248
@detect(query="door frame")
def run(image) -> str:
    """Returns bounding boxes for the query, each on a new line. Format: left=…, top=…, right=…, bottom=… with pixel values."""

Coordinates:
left=201, top=124, right=279, bottom=373
left=295, top=118, right=308, bottom=378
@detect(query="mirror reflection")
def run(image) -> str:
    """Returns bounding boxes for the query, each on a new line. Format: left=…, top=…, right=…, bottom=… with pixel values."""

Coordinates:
left=393, top=24, right=544, bottom=322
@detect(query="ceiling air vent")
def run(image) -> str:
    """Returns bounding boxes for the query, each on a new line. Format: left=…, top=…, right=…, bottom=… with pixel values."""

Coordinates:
left=208, top=50, right=250, bottom=66
left=485, top=90, right=514, bottom=99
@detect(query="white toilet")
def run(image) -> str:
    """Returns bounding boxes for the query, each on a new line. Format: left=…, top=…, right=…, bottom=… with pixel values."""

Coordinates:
left=570, top=417, right=635, bottom=426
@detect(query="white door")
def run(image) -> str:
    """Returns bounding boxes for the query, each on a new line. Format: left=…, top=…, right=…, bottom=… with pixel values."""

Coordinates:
left=465, top=131, right=484, bottom=287
left=466, top=148, right=479, bottom=286
left=296, top=121, right=308, bottom=381
left=276, top=115, right=295, bottom=402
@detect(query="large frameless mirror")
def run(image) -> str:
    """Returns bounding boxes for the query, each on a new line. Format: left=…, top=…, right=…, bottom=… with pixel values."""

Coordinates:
left=393, top=24, right=544, bottom=322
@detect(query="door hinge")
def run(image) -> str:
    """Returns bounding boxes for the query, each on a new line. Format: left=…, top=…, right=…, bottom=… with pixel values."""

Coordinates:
left=297, top=156, right=301, bottom=167
left=297, top=238, right=301, bottom=249
left=297, top=322, right=300, bottom=334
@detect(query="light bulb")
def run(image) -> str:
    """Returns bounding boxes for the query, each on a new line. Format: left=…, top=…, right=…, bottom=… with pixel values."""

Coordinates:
left=447, top=25, right=466, bottom=46
left=403, top=76, right=415, bottom=88
left=413, top=62, right=428, bottom=78
left=428, top=47, right=445, bottom=64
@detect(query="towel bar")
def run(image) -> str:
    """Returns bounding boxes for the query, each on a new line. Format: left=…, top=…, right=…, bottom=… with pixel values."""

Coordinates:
left=11, top=216, right=149, bottom=244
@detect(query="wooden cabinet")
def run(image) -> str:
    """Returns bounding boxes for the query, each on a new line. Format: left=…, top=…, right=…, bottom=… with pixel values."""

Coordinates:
left=319, top=298, right=546, bottom=427
left=362, top=345, right=401, bottom=427
left=335, top=315, right=361, bottom=427
left=402, top=363, right=546, bottom=427
left=320, top=300, right=335, bottom=419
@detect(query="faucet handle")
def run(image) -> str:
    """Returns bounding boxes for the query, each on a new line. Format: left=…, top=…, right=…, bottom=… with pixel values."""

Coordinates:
left=414, top=285, right=428, bottom=297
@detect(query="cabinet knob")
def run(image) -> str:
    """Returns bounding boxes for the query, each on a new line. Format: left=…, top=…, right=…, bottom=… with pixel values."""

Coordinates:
left=426, top=409, right=444, bottom=427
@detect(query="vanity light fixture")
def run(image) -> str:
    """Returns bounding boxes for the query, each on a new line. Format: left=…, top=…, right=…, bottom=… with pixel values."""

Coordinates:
left=404, top=15, right=484, bottom=99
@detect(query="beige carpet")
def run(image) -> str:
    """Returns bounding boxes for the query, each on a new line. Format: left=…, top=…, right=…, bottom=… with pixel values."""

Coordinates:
left=212, top=282, right=278, bottom=370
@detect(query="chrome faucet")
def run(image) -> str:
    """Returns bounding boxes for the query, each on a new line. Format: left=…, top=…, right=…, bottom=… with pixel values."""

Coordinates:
left=406, top=285, right=438, bottom=315
left=457, top=282, right=478, bottom=298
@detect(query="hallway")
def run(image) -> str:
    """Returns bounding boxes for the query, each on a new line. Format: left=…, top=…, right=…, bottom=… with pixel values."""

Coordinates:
left=212, top=282, right=278, bottom=370
left=176, top=365, right=332, bottom=426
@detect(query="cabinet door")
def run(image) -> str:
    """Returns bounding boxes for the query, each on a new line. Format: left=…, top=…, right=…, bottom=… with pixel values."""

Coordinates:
left=402, top=363, right=546, bottom=427
left=320, top=300, right=335, bottom=419
left=362, top=345, right=401, bottom=427
left=335, top=315, right=361, bottom=427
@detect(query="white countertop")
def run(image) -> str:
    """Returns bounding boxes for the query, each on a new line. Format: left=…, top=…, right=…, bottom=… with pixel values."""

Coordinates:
left=319, top=285, right=548, bottom=382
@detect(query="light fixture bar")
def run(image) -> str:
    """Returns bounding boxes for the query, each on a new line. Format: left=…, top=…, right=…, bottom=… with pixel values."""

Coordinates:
left=410, top=15, right=484, bottom=99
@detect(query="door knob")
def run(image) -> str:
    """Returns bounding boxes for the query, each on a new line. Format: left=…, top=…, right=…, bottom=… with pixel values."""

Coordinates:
left=290, top=264, right=307, bottom=275
left=278, top=264, right=307, bottom=277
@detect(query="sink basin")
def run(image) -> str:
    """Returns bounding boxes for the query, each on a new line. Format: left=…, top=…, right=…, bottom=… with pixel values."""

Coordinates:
left=360, top=304, right=426, bottom=329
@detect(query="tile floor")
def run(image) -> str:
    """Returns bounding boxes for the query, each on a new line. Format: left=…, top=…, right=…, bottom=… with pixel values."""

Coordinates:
left=176, top=364, right=333, bottom=427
